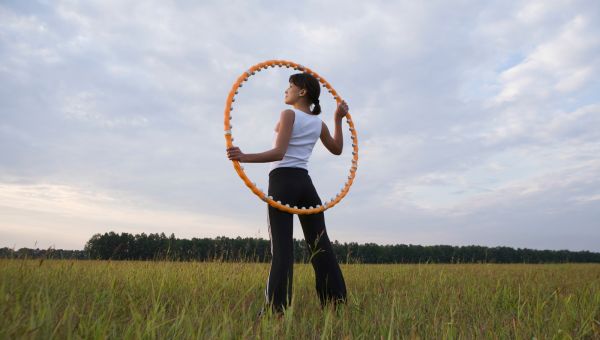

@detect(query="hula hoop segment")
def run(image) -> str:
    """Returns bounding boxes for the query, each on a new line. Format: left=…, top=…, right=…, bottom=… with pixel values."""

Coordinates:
left=224, top=59, right=358, bottom=215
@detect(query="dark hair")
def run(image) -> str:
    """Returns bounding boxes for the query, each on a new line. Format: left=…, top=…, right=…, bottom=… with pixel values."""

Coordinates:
left=289, top=72, right=321, bottom=115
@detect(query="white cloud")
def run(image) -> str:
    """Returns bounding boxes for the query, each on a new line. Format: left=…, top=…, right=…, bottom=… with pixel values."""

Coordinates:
left=0, top=182, right=250, bottom=249
left=493, top=14, right=599, bottom=104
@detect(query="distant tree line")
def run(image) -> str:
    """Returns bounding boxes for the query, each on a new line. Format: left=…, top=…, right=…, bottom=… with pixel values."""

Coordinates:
left=2, top=231, right=600, bottom=263
left=0, top=247, right=89, bottom=260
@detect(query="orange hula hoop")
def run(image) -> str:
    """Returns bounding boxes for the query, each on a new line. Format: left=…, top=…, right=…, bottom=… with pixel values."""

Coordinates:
left=224, top=59, right=358, bottom=214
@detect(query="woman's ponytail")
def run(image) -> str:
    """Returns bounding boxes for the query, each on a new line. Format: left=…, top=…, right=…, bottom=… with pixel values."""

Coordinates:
left=311, top=98, right=321, bottom=115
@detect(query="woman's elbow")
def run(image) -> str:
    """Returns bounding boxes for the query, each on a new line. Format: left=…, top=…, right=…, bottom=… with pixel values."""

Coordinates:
left=336, top=142, right=344, bottom=155
left=274, top=150, right=286, bottom=160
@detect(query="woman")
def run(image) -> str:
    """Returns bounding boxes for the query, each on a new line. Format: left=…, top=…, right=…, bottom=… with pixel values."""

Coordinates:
left=226, top=72, right=349, bottom=316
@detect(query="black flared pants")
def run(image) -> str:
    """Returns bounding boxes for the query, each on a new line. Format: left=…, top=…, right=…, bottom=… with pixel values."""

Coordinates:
left=264, top=167, right=347, bottom=313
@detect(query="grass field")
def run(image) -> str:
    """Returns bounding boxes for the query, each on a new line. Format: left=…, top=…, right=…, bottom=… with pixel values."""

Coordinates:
left=1, top=259, right=599, bottom=339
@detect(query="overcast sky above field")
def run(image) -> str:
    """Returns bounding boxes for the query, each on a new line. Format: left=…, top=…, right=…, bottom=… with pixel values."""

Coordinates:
left=1, top=0, right=599, bottom=252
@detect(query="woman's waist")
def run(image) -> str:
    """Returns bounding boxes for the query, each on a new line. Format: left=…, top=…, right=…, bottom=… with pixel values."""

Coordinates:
left=268, top=166, right=309, bottom=177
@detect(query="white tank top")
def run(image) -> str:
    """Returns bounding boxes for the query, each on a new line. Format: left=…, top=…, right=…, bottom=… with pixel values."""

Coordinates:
left=270, top=108, right=322, bottom=171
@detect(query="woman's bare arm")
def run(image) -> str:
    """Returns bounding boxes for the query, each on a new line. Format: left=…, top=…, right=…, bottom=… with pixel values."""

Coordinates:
left=320, top=120, right=343, bottom=155
left=320, top=100, right=348, bottom=155
left=226, top=110, right=295, bottom=163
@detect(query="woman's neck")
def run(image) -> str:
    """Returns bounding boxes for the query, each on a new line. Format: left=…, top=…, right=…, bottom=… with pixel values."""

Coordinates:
left=292, top=103, right=311, bottom=114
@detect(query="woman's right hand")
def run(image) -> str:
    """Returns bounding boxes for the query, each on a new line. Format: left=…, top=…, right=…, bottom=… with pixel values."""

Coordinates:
left=335, top=100, right=349, bottom=121
left=227, top=146, right=246, bottom=162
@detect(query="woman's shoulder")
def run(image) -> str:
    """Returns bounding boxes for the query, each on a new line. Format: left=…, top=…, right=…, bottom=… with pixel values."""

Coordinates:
left=279, top=109, right=295, bottom=126
left=275, top=109, right=295, bottom=132
left=280, top=109, right=296, bottom=120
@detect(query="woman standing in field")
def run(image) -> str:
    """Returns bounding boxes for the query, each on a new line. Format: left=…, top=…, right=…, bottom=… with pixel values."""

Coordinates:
left=226, top=72, right=349, bottom=316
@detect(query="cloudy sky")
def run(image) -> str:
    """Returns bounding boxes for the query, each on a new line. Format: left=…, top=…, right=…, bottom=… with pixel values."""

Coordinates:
left=1, top=0, right=599, bottom=252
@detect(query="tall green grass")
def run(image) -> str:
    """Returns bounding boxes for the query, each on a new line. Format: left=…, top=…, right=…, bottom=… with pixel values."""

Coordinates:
left=1, top=260, right=598, bottom=339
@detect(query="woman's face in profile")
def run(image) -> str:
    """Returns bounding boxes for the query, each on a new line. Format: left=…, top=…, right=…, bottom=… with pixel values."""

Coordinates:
left=284, top=82, right=304, bottom=105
